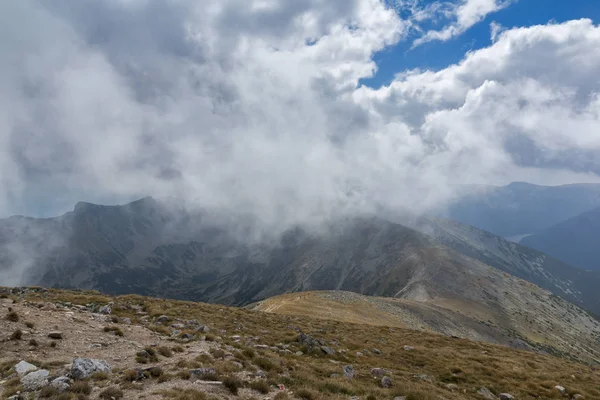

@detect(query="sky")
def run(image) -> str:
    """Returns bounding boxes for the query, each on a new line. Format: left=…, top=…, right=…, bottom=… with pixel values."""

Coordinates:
left=1, top=0, right=600, bottom=225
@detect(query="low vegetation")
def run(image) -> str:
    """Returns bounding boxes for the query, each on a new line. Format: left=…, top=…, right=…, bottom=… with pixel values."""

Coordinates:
left=1, top=287, right=599, bottom=400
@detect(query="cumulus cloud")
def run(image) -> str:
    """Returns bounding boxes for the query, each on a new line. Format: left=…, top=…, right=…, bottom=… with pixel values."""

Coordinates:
left=0, top=0, right=599, bottom=236
left=412, top=0, right=514, bottom=47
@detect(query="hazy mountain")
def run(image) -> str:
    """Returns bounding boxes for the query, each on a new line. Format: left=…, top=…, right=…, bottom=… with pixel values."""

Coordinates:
left=442, top=182, right=600, bottom=237
left=1, top=197, right=600, bottom=319
left=520, top=207, right=600, bottom=271
left=407, top=216, right=600, bottom=316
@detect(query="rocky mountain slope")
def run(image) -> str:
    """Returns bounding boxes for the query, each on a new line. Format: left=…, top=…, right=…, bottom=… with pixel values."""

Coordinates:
left=406, top=216, right=600, bottom=316
left=1, top=287, right=599, bottom=400
left=442, top=182, right=600, bottom=237
left=2, top=197, right=600, bottom=320
left=252, top=290, right=600, bottom=365
left=520, top=207, right=600, bottom=271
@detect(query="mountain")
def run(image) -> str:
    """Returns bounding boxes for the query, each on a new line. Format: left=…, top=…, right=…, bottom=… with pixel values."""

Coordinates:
left=2, top=198, right=600, bottom=363
left=520, top=207, right=600, bottom=271
left=442, top=182, right=600, bottom=237
left=252, top=290, right=600, bottom=364
left=406, top=216, right=600, bottom=316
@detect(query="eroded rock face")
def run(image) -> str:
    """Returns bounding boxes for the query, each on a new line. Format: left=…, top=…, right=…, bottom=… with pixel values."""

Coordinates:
left=71, top=358, right=111, bottom=380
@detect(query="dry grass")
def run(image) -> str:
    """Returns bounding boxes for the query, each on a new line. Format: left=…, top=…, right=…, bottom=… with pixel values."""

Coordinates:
left=103, top=325, right=124, bottom=337
left=5, top=310, right=19, bottom=322
left=13, top=288, right=600, bottom=400
left=99, top=387, right=124, bottom=399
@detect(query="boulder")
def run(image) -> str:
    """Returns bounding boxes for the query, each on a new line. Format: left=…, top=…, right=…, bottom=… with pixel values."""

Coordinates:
left=15, top=361, right=38, bottom=376
left=71, top=358, right=111, bottom=380
left=381, top=376, right=393, bottom=388
left=298, top=333, right=323, bottom=351
left=21, top=369, right=50, bottom=391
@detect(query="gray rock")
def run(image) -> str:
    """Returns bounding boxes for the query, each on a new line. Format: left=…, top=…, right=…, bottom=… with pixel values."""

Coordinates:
left=48, top=331, right=63, bottom=339
left=50, top=376, right=71, bottom=392
left=189, top=368, right=217, bottom=379
left=180, top=333, right=195, bottom=340
left=295, top=351, right=304, bottom=356
left=380, top=376, right=393, bottom=388
left=371, top=368, right=385, bottom=377
left=171, top=323, right=185, bottom=329
left=555, top=385, right=566, bottom=393
left=372, top=348, right=382, bottom=354
left=445, top=383, right=459, bottom=391
left=413, top=374, right=432, bottom=383
left=70, top=358, right=111, bottom=380
left=321, top=346, right=335, bottom=355
left=298, top=333, right=323, bottom=351
left=7, top=395, right=20, bottom=400
left=21, top=369, right=49, bottom=390
left=255, top=370, right=266, bottom=378
left=403, top=345, right=414, bottom=351
left=15, top=361, right=38, bottom=376
left=572, top=394, right=585, bottom=399
left=156, top=315, right=169, bottom=323
left=342, top=365, right=354, bottom=379
left=99, top=304, right=112, bottom=315
left=499, top=394, right=514, bottom=400
left=121, top=318, right=132, bottom=325
left=477, top=388, right=496, bottom=400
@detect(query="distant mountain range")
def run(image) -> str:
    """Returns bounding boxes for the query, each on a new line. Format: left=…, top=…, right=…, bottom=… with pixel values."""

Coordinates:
left=1, top=195, right=600, bottom=362
left=521, top=207, right=600, bottom=271
left=443, top=182, right=600, bottom=237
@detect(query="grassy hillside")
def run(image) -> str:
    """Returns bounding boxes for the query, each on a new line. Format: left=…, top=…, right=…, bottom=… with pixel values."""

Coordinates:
left=1, top=287, right=599, bottom=399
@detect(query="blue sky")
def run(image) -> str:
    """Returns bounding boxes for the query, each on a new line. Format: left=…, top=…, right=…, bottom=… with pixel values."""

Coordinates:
left=362, top=0, right=600, bottom=88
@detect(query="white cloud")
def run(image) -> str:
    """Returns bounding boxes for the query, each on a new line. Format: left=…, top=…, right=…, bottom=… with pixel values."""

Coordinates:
left=412, top=0, right=514, bottom=47
left=0, top=1, right=599, bottom=236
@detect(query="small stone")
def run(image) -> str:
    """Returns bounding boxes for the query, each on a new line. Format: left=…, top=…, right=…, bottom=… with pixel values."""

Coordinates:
left=380, top=376, right=393, bottom=388
left=255, top=370, right=266, bottom=378
left=295, top=351, right=304, bottom=356
left=499, top=394, right=514, bottom=400
left=342, top=365, right=354, bottom=379
left=255, top=344, right=269, bottom=349
left=15, top=361, right=38, bottom=376
left=445, top=383, right=459, bottom=391
left=48, top=331, right=63, bottom=339
left=21, top=369, right=50, bottom=390
left=50, top=376, right=71, bottom=392
left=572, top=394, right=584, bottom=399
left=371, top=368, right=385, bottom=377
left=372, top=348, right=381, bottom=354
left=477, top=387, right=496, bottom=400
left=355, top=352, right=363, bottom=357
left=121, top=318, right=132, bottom=325
left=171, top=323, right=185, bottom=329
left=403, top=345, right=414, bottom=351
left=555, top=385, right=566, bottom=394
left=156, top=315, right=169, bottom=323
left=321, top=346, right=335, bottom=355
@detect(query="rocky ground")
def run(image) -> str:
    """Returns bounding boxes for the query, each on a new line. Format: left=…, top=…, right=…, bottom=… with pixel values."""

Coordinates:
left=1, top=287, right=598, bottom=400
